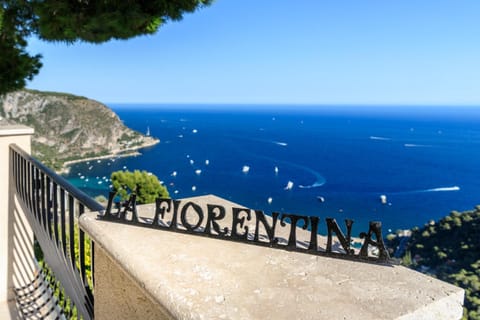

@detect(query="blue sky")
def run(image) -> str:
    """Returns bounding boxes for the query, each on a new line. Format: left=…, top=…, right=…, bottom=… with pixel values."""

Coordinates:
left=27, top=0, right=480, bottom=105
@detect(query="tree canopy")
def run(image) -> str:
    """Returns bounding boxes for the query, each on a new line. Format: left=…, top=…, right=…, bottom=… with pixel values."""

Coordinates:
left=387, top=206, right=480, bottom=319
left=0, top=0, right=212, bottom=95
left=111, top=170, right=169, bottom=205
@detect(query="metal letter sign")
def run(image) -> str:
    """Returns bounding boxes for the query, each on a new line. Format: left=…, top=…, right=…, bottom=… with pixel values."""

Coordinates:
left=101, top=192, right=391, bottom=263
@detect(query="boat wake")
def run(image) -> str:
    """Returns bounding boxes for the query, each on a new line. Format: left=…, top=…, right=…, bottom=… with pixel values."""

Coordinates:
left=239, top=148, right=326, bottom=189
left=404, top=143, right=432, bottom=148
left=230, top=135, right=326, bottom=188
left=422, top=186, right=460, bottom=192
left=277, top=161, right=326, bottom=189
left=370, top=136, right=391, bottom=141
left=229, top=135, right=288, bottom=148
left=391, top=186, right=460, bottom=195
left=289, top=162, right=326, bottom=188
left=299, top=181, right=325, bottom=189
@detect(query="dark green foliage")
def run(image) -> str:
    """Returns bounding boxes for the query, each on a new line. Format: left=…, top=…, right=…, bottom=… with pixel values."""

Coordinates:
left=34, top=0, right=212, bottom=43
left=0, top=3, right=42, bottom=93
left=394, top=207, right=480, bottom=319
left=0, top=38, right=42, bottom=93
left=0, top=0, right=212, bottom=95
left=111, top=170, right=169, bottom=204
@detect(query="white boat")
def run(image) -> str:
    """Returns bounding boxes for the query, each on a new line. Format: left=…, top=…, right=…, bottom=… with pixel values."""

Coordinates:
left=195, top=169, right=202, bottom=175
left=267, top=197, right=273, bottom=204
left=242, top=165, right=250, bottom=173
left=284, top=181, right=294, bottom=190
left=380, top=194, right=387, bottom=204
left=274, top=166, right=279, bottom=174
left=146, top=126, right=150, bottom=136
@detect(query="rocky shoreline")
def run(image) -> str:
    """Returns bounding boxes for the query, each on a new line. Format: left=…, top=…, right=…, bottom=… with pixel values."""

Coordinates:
left=59, top=138, right=160, bottom=174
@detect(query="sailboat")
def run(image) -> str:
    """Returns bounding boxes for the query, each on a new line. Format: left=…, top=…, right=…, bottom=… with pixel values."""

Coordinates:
left=146, top=126, right=150, bottom=136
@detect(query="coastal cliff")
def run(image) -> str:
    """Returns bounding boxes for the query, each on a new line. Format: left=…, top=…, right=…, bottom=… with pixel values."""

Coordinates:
left=0, top=89, right=158, bottom=170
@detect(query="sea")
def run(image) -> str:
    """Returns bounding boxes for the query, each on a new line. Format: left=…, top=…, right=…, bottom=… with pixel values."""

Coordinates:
left=64, top=105, right=480, bottom=235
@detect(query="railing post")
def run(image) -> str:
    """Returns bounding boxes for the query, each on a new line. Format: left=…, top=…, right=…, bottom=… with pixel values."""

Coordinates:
left=0, top=125, right=34, bottom=303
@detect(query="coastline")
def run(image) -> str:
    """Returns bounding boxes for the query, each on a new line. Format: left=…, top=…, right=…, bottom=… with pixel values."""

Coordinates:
left=58, top=138, right=159, bottom=175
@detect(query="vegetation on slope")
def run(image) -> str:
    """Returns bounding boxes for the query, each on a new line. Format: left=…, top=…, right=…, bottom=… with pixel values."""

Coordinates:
left=0, top=89, right=156, bottom=170
left=387, top=206, right=480, bottom=319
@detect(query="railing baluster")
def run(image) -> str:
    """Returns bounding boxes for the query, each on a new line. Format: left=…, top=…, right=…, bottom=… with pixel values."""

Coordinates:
left=34, top=167, right=41, bottom=220
left=46, top=176, right=52, bottom=238
left=20, top=155, right=25, bottom=202
left=12, top=150, right=18, bottom=195
left=40, top=172, right=47, bottom=231
left=53, top=183, right=59, bottom=245
left=21, top=156, right=26, bottom=204
left=13, top=150, right=20, bottom=199
left=91, top=241, right=95, bottom=288
left=10, top=149, right=15, bottom=189
left=60, top=188, right=67, bottom=256
left=27, top=161, right=32, bottom=212
left=79, top=204, right=86, bottom=285
left=68, top=194, right=75, bottom=269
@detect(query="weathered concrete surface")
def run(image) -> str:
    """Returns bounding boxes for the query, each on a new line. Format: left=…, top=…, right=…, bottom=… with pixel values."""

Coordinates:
left=80, top=195, right=464, bottom=320
left=95, top=246, right=173, bottom=320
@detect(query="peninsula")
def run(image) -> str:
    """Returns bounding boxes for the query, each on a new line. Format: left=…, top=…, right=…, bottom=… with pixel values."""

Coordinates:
left=0, top=89, right=158, bottom=172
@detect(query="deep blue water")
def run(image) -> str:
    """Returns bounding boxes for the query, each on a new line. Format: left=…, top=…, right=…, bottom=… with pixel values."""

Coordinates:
left=64, top=105, right=480, bottom=235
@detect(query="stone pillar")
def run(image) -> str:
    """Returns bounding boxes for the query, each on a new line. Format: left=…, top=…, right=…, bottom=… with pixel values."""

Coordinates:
left=0, top=125, right=34, bottom=303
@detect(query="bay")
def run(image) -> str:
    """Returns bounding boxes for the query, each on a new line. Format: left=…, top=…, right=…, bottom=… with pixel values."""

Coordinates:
left=64, top=105, right=480, bottom=235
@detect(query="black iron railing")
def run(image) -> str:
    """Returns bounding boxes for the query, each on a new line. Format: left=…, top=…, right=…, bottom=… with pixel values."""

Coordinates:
left=10, top=144, right=104, bottom=319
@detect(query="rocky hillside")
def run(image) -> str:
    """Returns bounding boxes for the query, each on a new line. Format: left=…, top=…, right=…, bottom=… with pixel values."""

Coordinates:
left=0, top=89, right=157, bottom=170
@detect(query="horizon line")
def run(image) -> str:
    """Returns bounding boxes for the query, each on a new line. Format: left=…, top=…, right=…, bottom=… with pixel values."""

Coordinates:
left=105, top=102, right=480, bottom=108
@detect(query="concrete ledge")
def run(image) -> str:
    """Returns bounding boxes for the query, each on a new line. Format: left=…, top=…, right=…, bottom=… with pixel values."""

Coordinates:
left=0, top=301, right=16, bottom=320
left=80, top=195, right=464, bottom=320
left=0, top=125, right=34, bottom=137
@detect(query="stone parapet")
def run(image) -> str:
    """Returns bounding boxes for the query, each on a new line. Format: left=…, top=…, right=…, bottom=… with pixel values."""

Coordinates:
left=80, top=195, right=465, bottom=320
